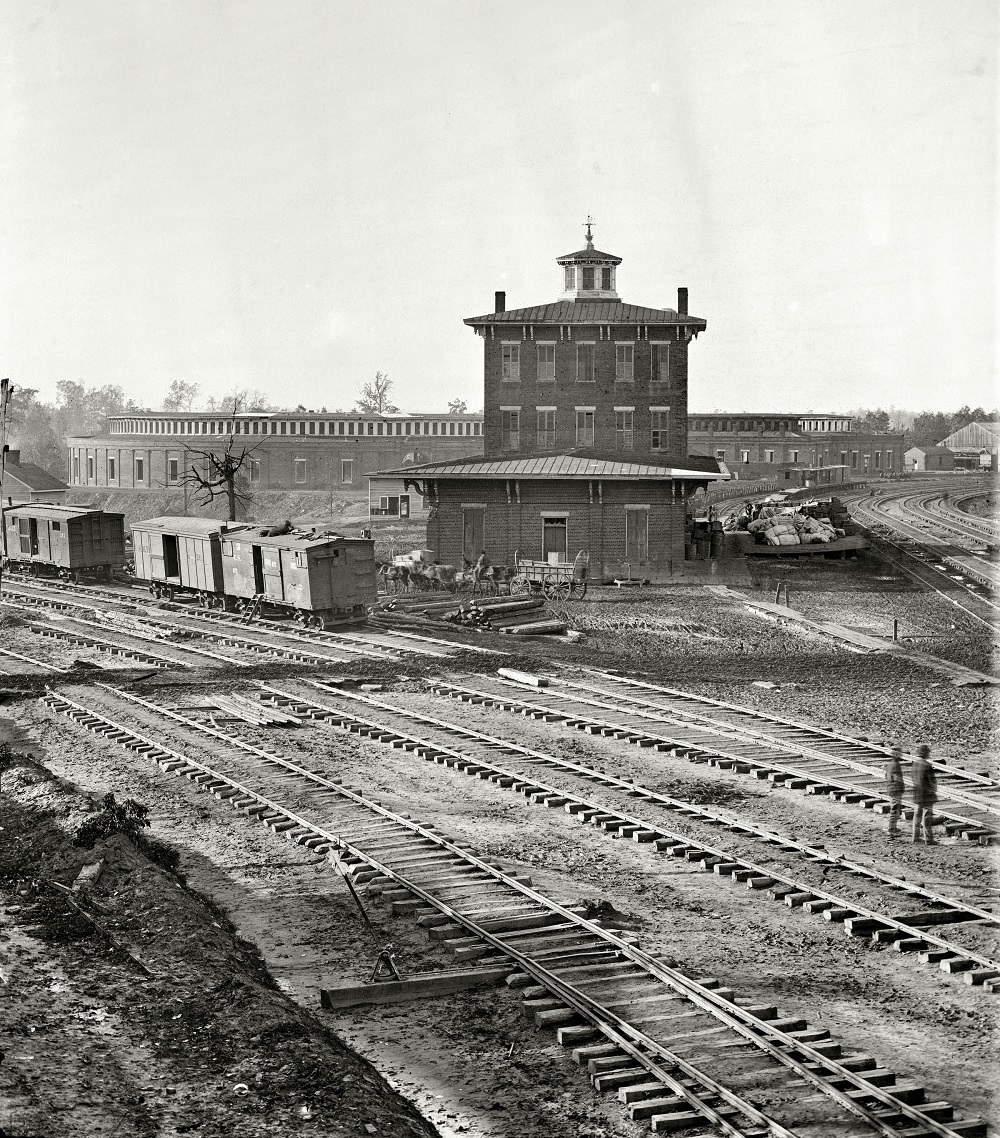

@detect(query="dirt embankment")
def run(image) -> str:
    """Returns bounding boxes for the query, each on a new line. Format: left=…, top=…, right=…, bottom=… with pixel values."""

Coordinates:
left=0, top=742, right=440, bottom=1138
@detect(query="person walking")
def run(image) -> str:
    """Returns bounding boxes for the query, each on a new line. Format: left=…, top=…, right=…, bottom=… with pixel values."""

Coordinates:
left=910, top=743, right=938, bottom=845
left=886, top=747, right=905, bottom=839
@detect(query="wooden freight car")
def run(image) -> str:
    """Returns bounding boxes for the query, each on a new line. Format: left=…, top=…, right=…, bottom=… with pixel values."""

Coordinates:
left=131, top=516, right=376, bottom=626
left=2, top=503, right=126, bottom=581
left=220, top=527, right=375, bottom=626
left=131, top=516, right=228, bottom=603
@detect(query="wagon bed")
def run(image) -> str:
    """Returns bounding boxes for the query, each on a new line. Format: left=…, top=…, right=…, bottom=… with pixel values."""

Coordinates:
left=510, top=550, right=589, bottom=600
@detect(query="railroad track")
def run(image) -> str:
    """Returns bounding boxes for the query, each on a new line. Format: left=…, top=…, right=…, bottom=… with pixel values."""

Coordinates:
left=427, top=670, right=1000, bottom=844
left=249, top=679, right=1000, bottom=986
left=1, top=575, right=482, bottom=663
left=38, top=684, right=990, bottom=1138
left=550, top=670, right=1000, bottom=807
left=847, top=491, right=999, bottom=607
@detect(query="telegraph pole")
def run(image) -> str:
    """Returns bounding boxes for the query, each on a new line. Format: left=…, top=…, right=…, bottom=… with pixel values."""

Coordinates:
left=0, top=378, right=14, bottom=590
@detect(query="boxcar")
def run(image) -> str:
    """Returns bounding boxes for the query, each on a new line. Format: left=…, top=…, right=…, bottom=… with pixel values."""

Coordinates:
left=2, top=503, right=126, bottom=581
left=131, top=516, right=227, bottom=603
left=130, top=516, right=376, bottom=625
left=221, top=528, right=375, bottom=626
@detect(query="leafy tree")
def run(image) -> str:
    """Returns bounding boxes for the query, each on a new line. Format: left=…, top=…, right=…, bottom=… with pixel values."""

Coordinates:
left=448, top=398, right=468, bottom=414
left=851, top=408, right=892, bottom=434
left=162, top=380, right=199, bottom=412
left=356, top=371, right=398, bottom=414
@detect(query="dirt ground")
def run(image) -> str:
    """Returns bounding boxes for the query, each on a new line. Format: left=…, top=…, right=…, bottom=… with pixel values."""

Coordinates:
left=1, top=547, right=998, bottom=1138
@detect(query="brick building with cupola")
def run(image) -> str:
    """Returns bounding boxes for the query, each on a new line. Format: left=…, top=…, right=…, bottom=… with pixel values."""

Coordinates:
left=372, top=224, right=725, bottom=581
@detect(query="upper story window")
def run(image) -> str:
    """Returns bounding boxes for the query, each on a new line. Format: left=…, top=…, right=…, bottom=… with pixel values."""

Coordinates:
left=249, top=459, right=261, bottom=483
left=564, top=266, right=575, bottom=290
left=582, top=267, right=594, bottom=290
left=651, top=410, right=670, bottom=451
left=652, top=343, right=670, bottom=384
left=575, top=409, right=595, bottom=446
left=765, top=449, right=775, bottom=463
left=537, top=343, right=555, bottom=381
left=601, top=267, right=612, bottom=289
left=473, top=423, right=481, bottom=436
left=500, top=409, right=520, bottom=451
left=741, top=450, right=751, bottom=463
left=615, top=343, right=634, bottom=382
left=615, top=410, right=634, bottom=450
left=167, top=459, right=179, bottom=484
left=576, top=343, right=595, bottom=383
left=537, top=409, right=556, bottom=450
left=502, top=343, right=520, bottom=381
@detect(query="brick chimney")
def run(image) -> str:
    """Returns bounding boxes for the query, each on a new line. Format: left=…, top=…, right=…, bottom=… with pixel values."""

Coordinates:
left=495, top=291, right=506, bottom=313
left=677, top=287, right=688, bottom=315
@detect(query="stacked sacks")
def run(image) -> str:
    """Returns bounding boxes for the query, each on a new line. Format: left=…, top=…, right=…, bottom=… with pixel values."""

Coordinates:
left=747, top=511, right=837, bottom=546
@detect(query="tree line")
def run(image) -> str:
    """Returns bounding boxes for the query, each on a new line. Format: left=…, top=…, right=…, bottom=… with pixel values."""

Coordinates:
left=5, top=373, right=474, bottom=480
left=850, top=405, right=998, bottom=447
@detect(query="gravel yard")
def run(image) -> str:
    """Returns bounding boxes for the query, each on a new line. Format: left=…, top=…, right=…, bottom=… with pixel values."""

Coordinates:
left=1, top=550, right=996, bottom=1138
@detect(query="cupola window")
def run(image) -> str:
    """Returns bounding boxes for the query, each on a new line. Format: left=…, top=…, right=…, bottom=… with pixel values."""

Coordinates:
left=564, top=266, right=575, bottom=290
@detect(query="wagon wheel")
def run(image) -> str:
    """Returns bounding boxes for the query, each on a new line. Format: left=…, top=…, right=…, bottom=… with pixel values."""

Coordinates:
left=309, top=613, right=325, bottom=629
left=509, top=574, right=530, bottom=596
left=543, top=577, right=571, bottom=601
left=570, top=578, right=588, bottom=600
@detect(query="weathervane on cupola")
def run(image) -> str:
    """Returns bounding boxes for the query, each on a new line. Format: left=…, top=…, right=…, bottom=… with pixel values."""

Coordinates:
left=557, top=217, right=622, bottom=302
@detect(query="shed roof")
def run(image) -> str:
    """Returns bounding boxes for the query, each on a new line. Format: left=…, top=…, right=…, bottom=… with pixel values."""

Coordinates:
left=131, top=516, right=231, bottom=536
left=464, top=301, right=705, bottom=328
left=904, top=445, right=953, bottom=456
left=2, top=503, right=113, bottom=521
left=3, top=460, right=68, bottom=493
left=369, top=452, right=725, bottom=481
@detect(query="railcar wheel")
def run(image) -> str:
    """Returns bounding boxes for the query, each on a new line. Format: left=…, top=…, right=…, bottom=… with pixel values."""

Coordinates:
left=509, top=574, right=530, bottom=596
left=149, top=584, right=160, bottom=598
left=164, top=586, right=175, bottom=601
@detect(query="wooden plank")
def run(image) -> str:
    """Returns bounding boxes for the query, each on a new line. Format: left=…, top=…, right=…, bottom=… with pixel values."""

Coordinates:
left=320, top=967, right=509, bottom=1008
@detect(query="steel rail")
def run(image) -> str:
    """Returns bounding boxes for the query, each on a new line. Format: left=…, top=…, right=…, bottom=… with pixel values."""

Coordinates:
left=35, top=688, right=798, bottom=1136
left=0, top=643, right=67, bottom=673
left=426, top=674, right=997, bottom=841
left=39, top=687, right=978, bottom=1138
left=271, top=681, right=1000, bottom=980
left=550, top=672, right=1000, bottom=800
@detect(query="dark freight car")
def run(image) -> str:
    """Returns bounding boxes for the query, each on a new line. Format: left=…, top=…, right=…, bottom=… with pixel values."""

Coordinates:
left=221, top=527, right=375, bottom=626
left=2, top=503, right=126, bottom=581
left=130, top=515, right=376, bottom=625
left=131, top=516, right=227, bottom=602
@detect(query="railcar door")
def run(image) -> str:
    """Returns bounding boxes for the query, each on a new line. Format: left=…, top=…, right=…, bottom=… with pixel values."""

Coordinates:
left=260, top=546, right=284, bottom=599
left=251, top=545, right=266, bottom=594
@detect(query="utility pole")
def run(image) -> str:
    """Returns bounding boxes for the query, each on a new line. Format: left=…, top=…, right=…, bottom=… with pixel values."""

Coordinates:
left=0, top=378, right=14, bottom=591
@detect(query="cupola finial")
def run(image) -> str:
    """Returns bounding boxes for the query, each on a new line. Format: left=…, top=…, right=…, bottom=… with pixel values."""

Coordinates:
left=584, top=215, right=594, bottom=248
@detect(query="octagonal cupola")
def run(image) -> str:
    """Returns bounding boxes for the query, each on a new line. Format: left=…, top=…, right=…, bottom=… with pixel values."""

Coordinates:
left=556, top=217, right=623, bottom=302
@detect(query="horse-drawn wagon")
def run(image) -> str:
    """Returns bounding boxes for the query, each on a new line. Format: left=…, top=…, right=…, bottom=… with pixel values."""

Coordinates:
left=509, top=550, right=589, bottom=600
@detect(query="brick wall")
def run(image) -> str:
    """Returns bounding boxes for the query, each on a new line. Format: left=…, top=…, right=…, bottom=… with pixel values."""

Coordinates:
left=427, top=477, right=687, bottom=583
left=66, top=434, right=485, bottom=492
left=482, top=326, right=690, bottom=461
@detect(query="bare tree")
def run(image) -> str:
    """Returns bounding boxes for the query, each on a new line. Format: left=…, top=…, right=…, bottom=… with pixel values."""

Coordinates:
left=176, top=407, right=263, bottom=521
left=448, top=397, right=468, bottom=414
left=162, top=380, right=199, bottom=412
left=356, top=371, right=398, bottom=414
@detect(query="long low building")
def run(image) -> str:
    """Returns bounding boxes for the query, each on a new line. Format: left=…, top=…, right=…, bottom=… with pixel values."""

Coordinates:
left=67, top=410, right=484, bottom=494
left=688, top=413, right=906, bottom=484
left=65, top=407, right=906, bottom=500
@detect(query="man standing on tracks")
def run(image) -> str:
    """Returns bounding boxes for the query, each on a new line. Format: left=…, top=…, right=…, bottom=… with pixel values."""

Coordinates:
left=910, top=744, right=938, bottom=844
left=886, top=747, right=904, bottom=838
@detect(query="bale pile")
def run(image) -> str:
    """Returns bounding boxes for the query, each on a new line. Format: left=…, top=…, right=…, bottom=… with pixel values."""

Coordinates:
left=747, top=512, right=840, bottom=546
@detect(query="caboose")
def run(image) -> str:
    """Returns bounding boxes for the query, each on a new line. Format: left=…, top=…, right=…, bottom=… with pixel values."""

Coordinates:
left=2, top=503, right=126, bottom=581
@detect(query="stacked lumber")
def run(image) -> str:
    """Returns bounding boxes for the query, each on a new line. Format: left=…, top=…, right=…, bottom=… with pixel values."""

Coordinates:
left=198, top=694, right=302, bottom=727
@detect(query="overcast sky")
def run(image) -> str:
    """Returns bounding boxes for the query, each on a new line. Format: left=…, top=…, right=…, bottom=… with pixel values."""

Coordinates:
left=2, top=0, right=995, bottom=416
